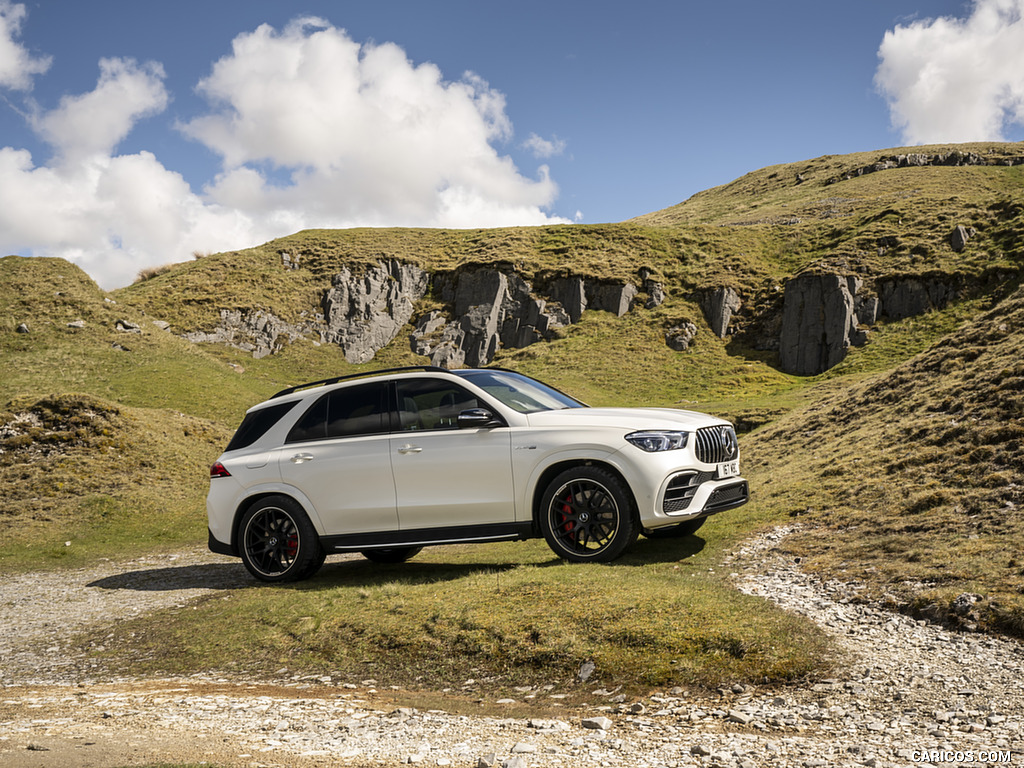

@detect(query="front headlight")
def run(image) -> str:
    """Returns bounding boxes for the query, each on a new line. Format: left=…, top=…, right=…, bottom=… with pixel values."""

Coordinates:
left=625, top=430, right=689, bottom=452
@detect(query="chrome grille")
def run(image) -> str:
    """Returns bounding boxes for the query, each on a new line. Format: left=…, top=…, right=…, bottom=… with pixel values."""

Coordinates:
left=695, top=425, right=739, bottom=464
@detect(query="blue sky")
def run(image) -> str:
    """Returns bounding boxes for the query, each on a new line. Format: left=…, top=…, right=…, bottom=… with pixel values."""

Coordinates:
left=2, top=0, right=1023, bottom=288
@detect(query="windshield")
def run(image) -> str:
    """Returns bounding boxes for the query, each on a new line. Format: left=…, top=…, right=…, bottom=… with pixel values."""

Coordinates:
left=454, top=370, right=586, bottom=414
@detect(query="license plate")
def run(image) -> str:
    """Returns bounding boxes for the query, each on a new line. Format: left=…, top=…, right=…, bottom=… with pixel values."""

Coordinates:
left=717, top=461, right=740, bottom=479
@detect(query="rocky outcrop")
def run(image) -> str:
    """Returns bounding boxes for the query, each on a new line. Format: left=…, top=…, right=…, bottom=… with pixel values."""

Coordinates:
left=778, top=274, right=864, bottom=376
left=414, top=269, right=571, bottom=368
left=185, top=309, right=311, bottom=359
left=542, top=276, right=639, bottom=321
left=827, top=151, right=1024, bottom=185
left=321, top=261, right=429, bottom=363
left=876, top=274, right=962, bottom=321
left=775, top=269, right=974, bottom=374
left=700, top=286, right=742, bottom=338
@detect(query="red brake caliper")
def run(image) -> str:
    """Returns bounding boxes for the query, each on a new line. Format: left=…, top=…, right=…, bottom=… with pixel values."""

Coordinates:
left=560, top=492, right=575, bottom=542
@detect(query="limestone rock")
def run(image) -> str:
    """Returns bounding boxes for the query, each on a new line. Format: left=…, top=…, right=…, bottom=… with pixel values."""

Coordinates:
left=778, top=274, right=860, bottom=375
left=413, top=269, right=570, bottom=368
left=321, top=260, right=429, bottom=364
left=876, top=275, right=960, bottom=321
left=701, top=286, right=742, bottom=338
left=950, top=225, right=975, bottom=253
left=186, top=309, right=309, bottom=359
left=666, top=322, right=698, bottom=351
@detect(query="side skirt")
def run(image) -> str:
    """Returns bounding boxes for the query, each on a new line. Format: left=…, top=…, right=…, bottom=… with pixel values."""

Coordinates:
left=322, top=522, right=536, bottom=552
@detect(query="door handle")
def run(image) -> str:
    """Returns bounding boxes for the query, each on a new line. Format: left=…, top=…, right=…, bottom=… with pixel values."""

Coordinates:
left=397, top=444, right=422, bottom=454
left=290, top=453, right=315, bottom=464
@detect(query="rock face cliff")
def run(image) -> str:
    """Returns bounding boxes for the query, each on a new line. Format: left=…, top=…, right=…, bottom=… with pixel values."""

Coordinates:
left=181, top=255, right=1014, bottom=377
left=321, top=260, right=430, bottom=364
left=778, top=274, right=865, bottom=376
left=184, top=261, right=652, bottom=368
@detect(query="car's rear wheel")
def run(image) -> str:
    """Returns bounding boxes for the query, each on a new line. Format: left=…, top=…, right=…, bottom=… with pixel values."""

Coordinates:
left=361, top=547, right=423, bottom=564
left=238, top=495, right=323, bottom=582
left=644, top=517, right=706, bottom=538
left=539, top=466, right=638, bottom=562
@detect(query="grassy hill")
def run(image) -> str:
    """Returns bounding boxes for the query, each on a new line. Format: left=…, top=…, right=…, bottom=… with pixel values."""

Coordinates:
left=2, top=141, right=1022, bottom=693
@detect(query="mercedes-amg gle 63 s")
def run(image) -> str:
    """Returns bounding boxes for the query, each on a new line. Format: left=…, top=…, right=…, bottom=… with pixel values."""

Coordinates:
left=207, top=367, right=748, bottom=581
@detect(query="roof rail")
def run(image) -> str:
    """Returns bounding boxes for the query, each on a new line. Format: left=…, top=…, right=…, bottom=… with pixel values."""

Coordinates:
left=270, top=366, right=451, bottom=399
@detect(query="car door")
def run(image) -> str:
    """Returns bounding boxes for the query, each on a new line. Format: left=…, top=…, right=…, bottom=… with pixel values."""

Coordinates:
left=278, top=381, right=399, bottom=535
left=389, top=377, right=515, bottom=531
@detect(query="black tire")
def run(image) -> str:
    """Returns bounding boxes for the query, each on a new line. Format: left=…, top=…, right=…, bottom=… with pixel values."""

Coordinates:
left=539, top=466, right=638, bottom=562
left=361, top=546, right=423, bottom=564
left=644, top=517, right=706, bottom=539
left=238, top=495, right=323, bottom=582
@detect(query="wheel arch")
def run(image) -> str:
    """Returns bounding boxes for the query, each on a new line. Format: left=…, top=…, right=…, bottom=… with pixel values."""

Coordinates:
left=530, top=458, right=639, bottom=532
left=230, top=488, right=322, bottom=551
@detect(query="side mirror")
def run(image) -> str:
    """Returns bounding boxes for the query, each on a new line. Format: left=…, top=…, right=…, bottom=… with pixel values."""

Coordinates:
left=457, top=408, right=503, bottom=429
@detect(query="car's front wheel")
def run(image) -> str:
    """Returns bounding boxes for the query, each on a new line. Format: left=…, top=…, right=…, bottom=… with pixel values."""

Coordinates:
left=238, top=495, right=323, bottom=582
left=539, top=466, right=638, bottom=562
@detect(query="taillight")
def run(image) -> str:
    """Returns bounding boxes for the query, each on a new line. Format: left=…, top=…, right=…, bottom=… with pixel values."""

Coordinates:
left=210, top=462, right=232, bottom=479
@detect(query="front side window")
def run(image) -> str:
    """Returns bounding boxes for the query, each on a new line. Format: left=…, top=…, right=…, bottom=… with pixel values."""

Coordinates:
left=394, top=378, right=489, bottom=432
left=454, top=370, right=584, bottom=413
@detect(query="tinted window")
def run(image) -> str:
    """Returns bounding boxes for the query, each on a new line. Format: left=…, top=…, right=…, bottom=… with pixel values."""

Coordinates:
left=226, top=401, right=299, bottom=451
left=394, top=378, right=487, bottom=431
left=286, top=381, right=387, bottom=443
left=327, top=382, right=386, bottom=438
left=286, top=393, right=328, bottom=443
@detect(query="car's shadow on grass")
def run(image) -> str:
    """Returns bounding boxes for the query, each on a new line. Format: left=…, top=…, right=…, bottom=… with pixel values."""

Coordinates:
left=89, top=536, right=705, bottom=592
left=88, top=562, right=255, bottom=592
left=619, top=534, right=706, bottom=564
left=87, top=558, right=525, bottom=592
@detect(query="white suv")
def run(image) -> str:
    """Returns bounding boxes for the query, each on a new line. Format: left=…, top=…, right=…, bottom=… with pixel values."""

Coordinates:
left=207, top=367, right=748, bottom=581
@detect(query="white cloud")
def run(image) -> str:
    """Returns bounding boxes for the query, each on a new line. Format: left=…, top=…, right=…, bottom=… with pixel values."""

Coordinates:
left=0, top=1, right=49, bottom=90
left=876, top=0, right=1024, bottom=143
left=522, top=133, right=566, bottom=159
left=32, top=58, right=168, bottom=163
left=0, top=16, right=567, bottom=289
left=183, top=19, right=566, bottom=231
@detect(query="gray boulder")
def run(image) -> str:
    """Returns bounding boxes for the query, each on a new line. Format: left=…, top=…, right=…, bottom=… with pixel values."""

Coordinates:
left=701, top=286, right=742, bottom=338
left=546, top=276, right=587, bottom=323
left=778, top=274, right=860, bottom=375
left=950, top=225, right=975, bottom=253
left=666, top=322, right=698, bottom=351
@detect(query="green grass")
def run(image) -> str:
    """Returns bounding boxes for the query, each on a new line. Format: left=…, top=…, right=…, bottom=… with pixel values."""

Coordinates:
left=90, top=519, right=830, bottom=695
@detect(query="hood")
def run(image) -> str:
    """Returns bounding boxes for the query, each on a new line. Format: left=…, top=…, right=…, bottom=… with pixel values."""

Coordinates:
left=525, top=406, right=729, bottom=431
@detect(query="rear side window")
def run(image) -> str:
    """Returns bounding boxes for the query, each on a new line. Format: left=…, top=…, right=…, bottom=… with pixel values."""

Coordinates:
left=286, top=381, right=387, bottom=443
left=225, top=401, right=299, bottom=452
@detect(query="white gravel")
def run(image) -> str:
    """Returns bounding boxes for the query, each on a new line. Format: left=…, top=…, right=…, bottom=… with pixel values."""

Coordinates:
left=1, top=532, right=1022, bottom=767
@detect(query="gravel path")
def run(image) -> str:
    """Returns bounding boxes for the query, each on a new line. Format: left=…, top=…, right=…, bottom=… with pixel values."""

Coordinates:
left=1, top=532, right=1022, bottom=767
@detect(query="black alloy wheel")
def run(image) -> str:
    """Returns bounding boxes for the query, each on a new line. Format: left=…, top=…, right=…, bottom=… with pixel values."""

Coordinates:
left=239, top=495, right=322, bottom=582
left=540, top=466, right=637, bottom=562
